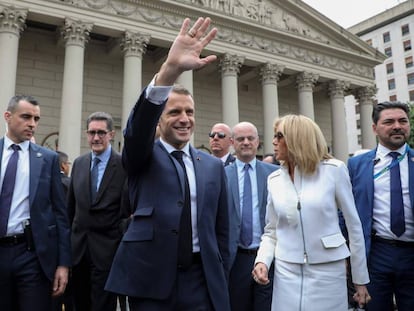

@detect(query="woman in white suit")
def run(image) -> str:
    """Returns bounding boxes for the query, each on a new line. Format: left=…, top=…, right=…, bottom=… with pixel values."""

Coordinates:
left=252, top=114, right=370, bottom=310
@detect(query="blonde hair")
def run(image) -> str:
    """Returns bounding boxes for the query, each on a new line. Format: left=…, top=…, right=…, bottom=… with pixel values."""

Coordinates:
left=274, top=114, right=332, bottom=174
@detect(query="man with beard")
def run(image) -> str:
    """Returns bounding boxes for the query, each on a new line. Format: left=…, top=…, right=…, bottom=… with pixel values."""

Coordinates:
left=348, top=101, right=414, bottom=310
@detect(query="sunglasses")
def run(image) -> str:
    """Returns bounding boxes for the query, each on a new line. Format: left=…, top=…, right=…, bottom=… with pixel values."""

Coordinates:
left=86, top=130, right=109, bottom=138
left=209, top=132, right=226, bottom=139
left=274, top=132, right=284, bottom=140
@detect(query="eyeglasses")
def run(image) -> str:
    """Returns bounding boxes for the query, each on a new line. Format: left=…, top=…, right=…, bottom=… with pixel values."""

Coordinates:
left=234, top=136, right=257, bottom=143
left=86, top=130, right=109, bottom=138
left=274, top=132, right=284, bottom=140
left=209, top=132, right=226, bottom=139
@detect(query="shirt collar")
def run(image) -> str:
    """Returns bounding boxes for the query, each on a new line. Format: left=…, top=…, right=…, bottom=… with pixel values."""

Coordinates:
left=4, top=136, right=30, bottom=152
left=377, top=143, right=407, bottom=159
left=160, top=138, right=190, bottom=158
left=92, top=145, right=112, bottom=162
left=235, top=158, right=256, bottom=171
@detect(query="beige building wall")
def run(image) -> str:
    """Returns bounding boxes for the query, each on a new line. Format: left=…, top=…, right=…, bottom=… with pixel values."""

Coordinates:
left=1, top=0, right=386, bottom=161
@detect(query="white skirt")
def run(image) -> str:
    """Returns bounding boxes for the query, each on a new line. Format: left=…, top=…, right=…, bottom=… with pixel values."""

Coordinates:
left=272, top=258, right=348, bottom=311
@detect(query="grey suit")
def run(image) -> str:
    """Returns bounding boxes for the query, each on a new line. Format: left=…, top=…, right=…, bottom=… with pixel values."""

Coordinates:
left=226, top=160, right=277, bottom=311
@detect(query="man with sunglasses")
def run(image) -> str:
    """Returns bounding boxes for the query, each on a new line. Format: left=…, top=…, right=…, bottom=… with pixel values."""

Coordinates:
left=209, top=123, right=235, bottom=166
left=67, top=111, right=128, bottom=311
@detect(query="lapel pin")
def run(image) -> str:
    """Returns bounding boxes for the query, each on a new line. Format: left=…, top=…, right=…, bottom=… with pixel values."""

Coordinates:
left=197, top=157, right=200, bottom=161
left=36, top=153, right=42, bottom=158
left=411, top=157, right=414, bottom=162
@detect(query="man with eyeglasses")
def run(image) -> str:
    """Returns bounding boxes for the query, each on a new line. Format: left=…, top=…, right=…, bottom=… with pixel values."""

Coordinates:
left=209, top=123, right=235, bottom=166
left=67, top=111, right=128, bottom=311
left=225, top=121, right=278, bottom=311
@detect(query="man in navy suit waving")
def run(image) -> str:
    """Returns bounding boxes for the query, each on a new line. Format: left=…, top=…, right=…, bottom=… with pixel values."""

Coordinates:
left=106, top=17, right=231, bottom=311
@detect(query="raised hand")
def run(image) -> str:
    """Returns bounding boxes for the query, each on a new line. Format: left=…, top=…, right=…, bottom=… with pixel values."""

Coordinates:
left=156, top=17, right=218, bottom=86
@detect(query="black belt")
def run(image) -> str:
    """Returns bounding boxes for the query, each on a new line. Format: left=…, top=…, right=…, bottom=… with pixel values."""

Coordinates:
left=373, top=236, right=414, bottom=248
left=192, top=252, right=202, bottom=264
left=0, top=234, right=25, bottom=246
left=237, top=247, right=258, bottom=255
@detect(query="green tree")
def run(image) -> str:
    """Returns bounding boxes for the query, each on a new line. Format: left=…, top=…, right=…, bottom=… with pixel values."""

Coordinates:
left=409, top=103, right=414, bottom=147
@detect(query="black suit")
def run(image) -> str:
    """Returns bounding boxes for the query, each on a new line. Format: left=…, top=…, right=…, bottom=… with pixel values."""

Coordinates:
left=68, top=148, right=127, bottom=311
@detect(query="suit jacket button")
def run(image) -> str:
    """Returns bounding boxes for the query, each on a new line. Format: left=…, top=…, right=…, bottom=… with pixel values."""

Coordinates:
left=177, top=201, right=184, bottom=207
left=171, top=229, right=178, bottom=235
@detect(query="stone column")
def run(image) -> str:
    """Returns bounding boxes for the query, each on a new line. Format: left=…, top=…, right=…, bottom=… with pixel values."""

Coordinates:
left=176, top=71, right=194, bottom=144
left=355, top=86, right=377, bottom=149
left=58, top=18, right=92, bottom=161
left=0, top=5, right=27, bottom=134
left=120, top=31, right=150, bottom=130
left=259, top=63, right=284, bottom=155
left=329, top=80, right=350, bottom=161
left=176, top=71, right=193, bottom=94
left=219, top=54, right=244, bottom=128
left=296, top=72, right=319, bottom=120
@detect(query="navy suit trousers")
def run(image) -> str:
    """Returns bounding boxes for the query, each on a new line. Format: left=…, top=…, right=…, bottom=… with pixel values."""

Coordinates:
left=229, top=250, right=273, bottom=311
left=367, top=239, right=414, bottom=311
left=0, top=243, right=51, bottom=311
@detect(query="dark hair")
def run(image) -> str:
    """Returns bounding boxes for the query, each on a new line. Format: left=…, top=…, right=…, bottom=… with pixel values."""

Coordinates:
left=372, top=101, right=409, bottom=124
left=7, top=95, right=39, bottom=112
left=56, top=151, right=69, bottom=167
left=86, top=112, right=114, bottom=131
left=172, top=84, right=193, bottom=98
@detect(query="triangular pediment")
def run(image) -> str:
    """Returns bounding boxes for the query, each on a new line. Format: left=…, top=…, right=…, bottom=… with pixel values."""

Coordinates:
left=175, top=0, right=382, bottom=61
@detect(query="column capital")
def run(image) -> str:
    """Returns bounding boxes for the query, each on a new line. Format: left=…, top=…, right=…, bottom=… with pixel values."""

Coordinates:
left=120, top=31, right=151, bottom=57
left=259, top=63, right=285, bottom=84
left=0, top=5, right=27, bottom=36
left=61, top=18, right=93, bottom=48
left=354, top=85, right=377, bottom=104
left=218, top=53, right=244, bottom=76
left=328, top=80, right=350, bottom=99
left=296, top=72, right=319, bottom=91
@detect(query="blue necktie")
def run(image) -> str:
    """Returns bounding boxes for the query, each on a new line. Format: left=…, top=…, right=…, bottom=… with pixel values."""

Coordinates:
left=90, top=157, right=101, bottom=203
left=389, top=152, right=405, bottom=237
left=171, top=151, right=193, bottom=269
left=0, top=144, right=20, bottom=236
left=240, top=163, right=253, bottom=247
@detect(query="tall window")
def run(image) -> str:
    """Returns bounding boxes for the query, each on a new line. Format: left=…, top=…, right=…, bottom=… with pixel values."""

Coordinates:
left=408, top=73, right=414, bottom=85
left=389, top=95, right=397, bottom=101
left=402, top=24, right=410, bottom=36
left=386, top=63, right=394, bottom=74
left=383, top=32, right=391, bottom=43
left=404, top=40, right=412, bottom=52
left=384, top=47, right=392, bottom=57
left=388, top=78, right=396, bottom=90
left=406, top=56, right=413, bottom=68
left=410, top=90, right=414, bottom=101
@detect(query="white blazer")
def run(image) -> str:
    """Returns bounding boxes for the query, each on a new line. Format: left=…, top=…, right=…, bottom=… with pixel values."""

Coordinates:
left=255, top=159, right=369, bottom=285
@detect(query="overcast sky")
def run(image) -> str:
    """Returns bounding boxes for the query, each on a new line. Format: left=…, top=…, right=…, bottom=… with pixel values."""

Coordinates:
left=302, top=0, right=405, bottom=28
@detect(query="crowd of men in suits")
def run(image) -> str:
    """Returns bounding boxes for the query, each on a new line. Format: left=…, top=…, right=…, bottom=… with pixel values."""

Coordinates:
left=1, top=16, right=413, bottom=311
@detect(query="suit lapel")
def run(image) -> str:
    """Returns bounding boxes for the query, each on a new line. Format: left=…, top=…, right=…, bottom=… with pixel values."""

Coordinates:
left=228, top=164, right=241, bottom=220
left=190, top=147, right=205, bottom=221
left=363, top=150, right=376, bottom=213
left=255, top=162, right=267, bottom=227
left=407, top=148, right=414, bottom=210
left=0, top=138, right=4, bottom=177
left=29, top=143, right=43, bottom=207
left=95, top=151, right=117, bottom=202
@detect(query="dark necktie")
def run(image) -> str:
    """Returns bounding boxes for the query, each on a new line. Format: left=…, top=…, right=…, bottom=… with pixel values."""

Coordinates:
left=90, top=157, right=101, bottom=203
left=389, top=152, right=405, bottom=237
left=171, top=151, right=193, bottom=269
left=0, top=144, right=21, bottom=236
left=240, top=163, right=253, bottom=247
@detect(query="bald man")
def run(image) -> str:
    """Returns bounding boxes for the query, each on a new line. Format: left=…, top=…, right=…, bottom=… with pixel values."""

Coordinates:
left=209, top=123, right=235, bottom=166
